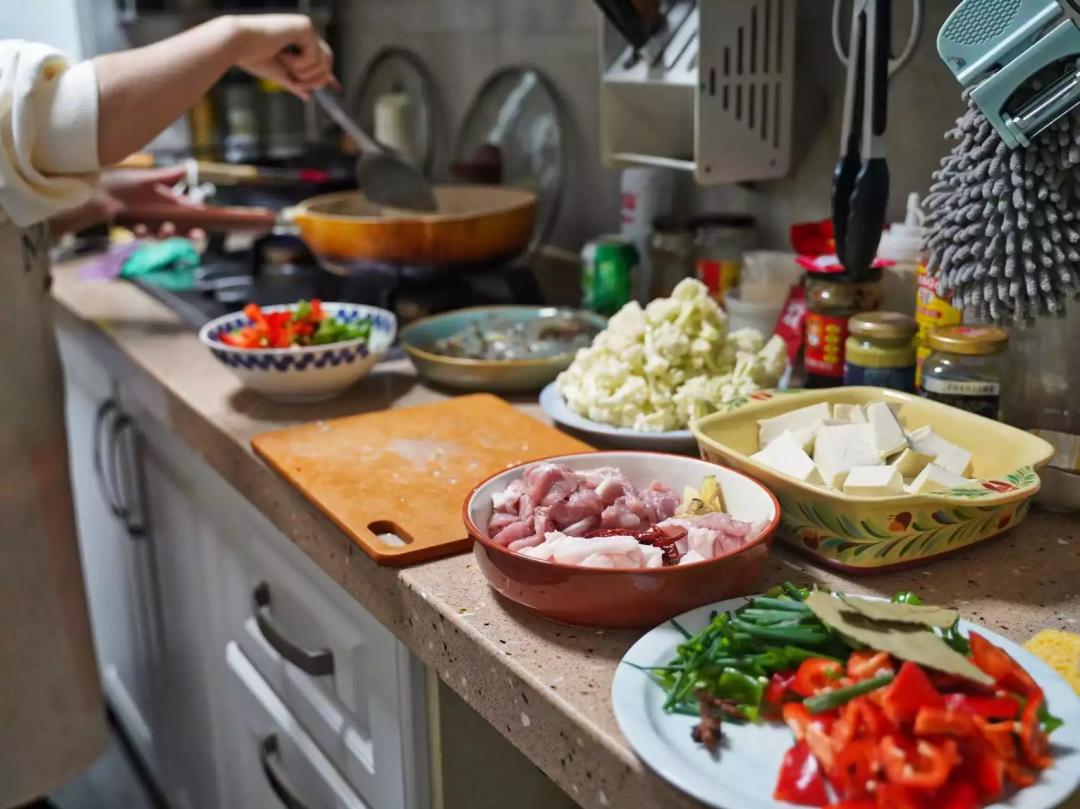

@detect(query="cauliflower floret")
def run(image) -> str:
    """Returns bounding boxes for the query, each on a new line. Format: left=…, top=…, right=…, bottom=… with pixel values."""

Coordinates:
left=556, top=279, right=788, bottom=432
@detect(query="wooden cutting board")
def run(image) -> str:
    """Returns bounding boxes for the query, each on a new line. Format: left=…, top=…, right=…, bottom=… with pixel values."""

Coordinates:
left=251, top=394, right=593, bottom=565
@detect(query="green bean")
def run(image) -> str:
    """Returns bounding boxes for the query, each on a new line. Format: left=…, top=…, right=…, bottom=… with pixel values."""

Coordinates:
left=804, top=674, right=895, bottom=714
left=749, top=597, right=810, bottom=613
left=663, top=670, right=688, bottom=711
left=740, top=609, right=820, bottom=625
left=670, top=618, right=693, bottom=639
left=730, top=619, right=829, bottom=645
left=782, top=582, right=808, bottom=601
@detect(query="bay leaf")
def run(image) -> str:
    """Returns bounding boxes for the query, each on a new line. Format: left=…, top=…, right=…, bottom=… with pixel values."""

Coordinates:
left=837, top=594, right=959, bottom=629
left=805, top=591, right=992, bottom=685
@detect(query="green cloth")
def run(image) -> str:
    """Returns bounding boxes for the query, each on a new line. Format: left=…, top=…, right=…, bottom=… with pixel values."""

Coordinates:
left=120, top=238, right=199, bottom=291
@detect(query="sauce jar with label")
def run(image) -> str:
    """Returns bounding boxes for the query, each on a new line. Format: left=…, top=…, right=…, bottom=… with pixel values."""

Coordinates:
left=804, top=267, right=884, bottom=388
left=920, top=326, right=1008, bottom=418
left=693, top=214, right=755, bottom=304
left=843, top=312, right=918, bottom=392
left=914, top=263, right=963, bottom=388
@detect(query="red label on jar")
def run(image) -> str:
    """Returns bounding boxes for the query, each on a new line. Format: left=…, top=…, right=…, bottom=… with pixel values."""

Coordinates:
left=696, top=258, right=740, bottom=302
left=774, top=286, right=808, bottom=362
left=804, top=312, right=848, bottom=377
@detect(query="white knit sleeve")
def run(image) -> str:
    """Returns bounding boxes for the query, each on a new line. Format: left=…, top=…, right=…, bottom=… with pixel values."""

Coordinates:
left=0, top=40, right=100, bottom=228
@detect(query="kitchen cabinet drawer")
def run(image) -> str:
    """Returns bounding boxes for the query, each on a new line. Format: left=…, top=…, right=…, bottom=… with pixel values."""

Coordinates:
left=225, top=641, right=368, bottom=809
left=213, top=502, right=420, bottom=809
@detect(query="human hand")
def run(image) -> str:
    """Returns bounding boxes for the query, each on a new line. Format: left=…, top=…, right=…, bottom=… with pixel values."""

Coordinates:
left=228, top=14, right=337, bottom=99
left=100, top=167, right=206, bottom=240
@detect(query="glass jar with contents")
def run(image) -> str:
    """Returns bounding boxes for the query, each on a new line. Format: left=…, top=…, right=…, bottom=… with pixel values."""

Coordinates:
left=650, top=217, right=696, bottom=299
left=804, top=268, right=884, bottom=388
left=693, top=214, right=756, bottom=304
left=844, top=312, right=918, bottom=393
left=920, top=326, right=1009, bottom=418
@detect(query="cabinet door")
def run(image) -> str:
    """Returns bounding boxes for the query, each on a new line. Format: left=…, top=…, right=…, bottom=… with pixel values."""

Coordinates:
left=62, top=371, right=161, bottom=776
left=136, top=430, right=226, bottom=809
left=222, top=642, right=370, bottom=809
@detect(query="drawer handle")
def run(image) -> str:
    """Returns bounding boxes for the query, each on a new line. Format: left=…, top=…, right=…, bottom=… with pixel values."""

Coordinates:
left=253, top=582, right=335, bottom=677
left=260, top=734, right=313, bottom=809
left=93, top=400, right=123, bottom=517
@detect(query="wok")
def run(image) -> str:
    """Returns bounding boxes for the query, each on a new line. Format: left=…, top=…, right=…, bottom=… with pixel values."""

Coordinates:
left=291, top=185, right=537, bottom=272
left=115, top=183, right=536, bottom=273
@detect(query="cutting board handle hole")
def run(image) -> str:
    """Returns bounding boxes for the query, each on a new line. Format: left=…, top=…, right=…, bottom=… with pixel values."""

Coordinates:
left=369, top=520, right=413, bottom=548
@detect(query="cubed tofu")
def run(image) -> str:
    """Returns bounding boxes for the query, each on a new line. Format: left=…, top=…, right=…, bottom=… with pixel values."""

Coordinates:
left=867, top=402, right=909, bottom=457
left=849, top=405, right=869, bottom=424
left=813, top=424, right=882, bottom=489
left=890, top=448, right=937, bottom=478
left=832, top=403, right=858, bottom=422
left=767, top=425, right=819, bottom=455
left=906, top=463, right=972, bottom=494
left=758, top=403, right=833, bottom=448
left=906, top=427, right=973, bottom=476
left=843, top=465, right=905, bottom=497
left=752, top=432, right=822, bottom=484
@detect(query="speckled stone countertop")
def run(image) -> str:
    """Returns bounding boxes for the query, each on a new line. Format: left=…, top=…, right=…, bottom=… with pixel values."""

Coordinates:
left=52, top=263, right=1080, bottom=809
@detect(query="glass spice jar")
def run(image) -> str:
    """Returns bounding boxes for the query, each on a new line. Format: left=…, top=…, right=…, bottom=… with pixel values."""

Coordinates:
left=920, top=325, right=1009, bottom=419
left=844, top=311, right=918, bottom=393
left=804, top=267, right=884, bottom=388
left=650, top=216, right=696, bottom=299
left=693, top=214, right=756, bottom=304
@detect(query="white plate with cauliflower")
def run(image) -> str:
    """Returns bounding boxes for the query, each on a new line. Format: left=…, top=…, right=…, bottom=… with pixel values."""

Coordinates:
left=545, top=279, right=788, bottom=451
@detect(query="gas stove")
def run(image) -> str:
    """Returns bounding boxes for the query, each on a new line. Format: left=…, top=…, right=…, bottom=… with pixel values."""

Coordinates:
left=130, top=232, right=546, bottom=334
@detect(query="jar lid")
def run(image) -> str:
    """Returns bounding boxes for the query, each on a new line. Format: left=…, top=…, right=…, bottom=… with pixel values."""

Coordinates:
left=849, top=311, right=917, bottom=340
left=652, top=215, right=696, bottom=235
left=927, top=325, right=1009, bottom=355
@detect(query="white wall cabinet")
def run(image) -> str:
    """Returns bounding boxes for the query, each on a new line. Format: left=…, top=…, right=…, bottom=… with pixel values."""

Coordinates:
left=58, top=327, right=429, bottom=809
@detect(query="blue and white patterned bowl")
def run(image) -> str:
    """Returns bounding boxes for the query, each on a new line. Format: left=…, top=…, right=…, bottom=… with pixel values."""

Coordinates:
left=199, top=303, right=397, bottom=403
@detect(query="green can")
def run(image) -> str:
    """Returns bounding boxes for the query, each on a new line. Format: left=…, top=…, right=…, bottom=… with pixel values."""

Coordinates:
left=581, top=236, right=637, bottom=316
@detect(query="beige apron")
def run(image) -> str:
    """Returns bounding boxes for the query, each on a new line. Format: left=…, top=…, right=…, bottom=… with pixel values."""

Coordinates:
left=0, top=218, right=107, bottom=807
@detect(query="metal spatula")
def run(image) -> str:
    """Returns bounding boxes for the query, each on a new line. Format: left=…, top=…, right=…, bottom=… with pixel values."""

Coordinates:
left=278, top=50, right=437, bottom=213
left=310, top=87, right=437, bottom=213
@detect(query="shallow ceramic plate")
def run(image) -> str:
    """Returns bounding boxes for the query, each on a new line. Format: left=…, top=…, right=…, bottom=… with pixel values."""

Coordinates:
left=401, top=307, right=607, bottom=392
left=612, top=596, right=1080, bottom=809
left=539, top=382, right=697, bottom=453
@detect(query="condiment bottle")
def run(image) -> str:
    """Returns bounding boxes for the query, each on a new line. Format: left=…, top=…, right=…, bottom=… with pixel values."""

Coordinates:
left=915, top=254, right=963, bottom=390
left=920, top=326, right=1008, bottom=419
left=693, top=214, right=756, bottom=304
left=804, top=267, right=884, bottom=388
left=876, top=192, right=923, bottom=317
left=843, top=311, right=918, bottom=393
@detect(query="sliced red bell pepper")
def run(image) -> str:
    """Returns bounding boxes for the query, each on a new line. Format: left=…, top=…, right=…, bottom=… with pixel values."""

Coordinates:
left=874, top=783, right=923, bottom=809
left=1004, top=757, right=1037, bottom=788
left=833, top=697, right=892, bottom=747
left=310, top=299, right=324, bottom=321
left=829, top=737, right=878, bottom=801
left=847, top=651, right=894, bottom=682
left=935, top=781, right=980, bottom=809
left=974, top=716, right=1017, bottom=760
left=764, top=670, right=798, bottom=713
left=830, top=801, right=876, bottom=809
left=879, top=736, right=956, bottom=791
left=944, top=693, right=1021, bottom=721
left=243, top=303, right=267, bottom=329
left=969, top=632, right=1041, bottom=698
left=793, top=658, right=845, bottom=698
left=783, top=702, right=837, bottom=743
left=956, top=741, right=1006, bottom=801
left=913, top=707, right=976, bottom=737
left=1019, top=693, right=1054, bottom=770
left=773, top=740, right=829, bottom=806
left=880, top=662, right=944, bottom=726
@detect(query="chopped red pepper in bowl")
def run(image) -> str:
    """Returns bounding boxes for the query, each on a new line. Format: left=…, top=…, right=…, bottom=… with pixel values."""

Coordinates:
left=217, top=300, right=372, bottom=350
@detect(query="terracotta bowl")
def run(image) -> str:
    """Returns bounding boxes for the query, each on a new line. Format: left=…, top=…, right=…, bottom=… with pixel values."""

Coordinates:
left=463, top=451, right=780, bottom=629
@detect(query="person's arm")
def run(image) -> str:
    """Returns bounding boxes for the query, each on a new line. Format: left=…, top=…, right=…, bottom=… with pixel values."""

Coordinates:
left=94, top=14, right=333, bottom=166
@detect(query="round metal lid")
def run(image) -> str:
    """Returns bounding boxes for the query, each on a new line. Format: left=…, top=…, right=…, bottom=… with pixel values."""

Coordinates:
left=351, top=47, right=438, bottom=178
left=453, top=66, right=567, bottom=257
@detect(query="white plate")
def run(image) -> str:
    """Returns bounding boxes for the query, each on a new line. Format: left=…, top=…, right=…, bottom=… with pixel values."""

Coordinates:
left=539, top=382, right=697, bottom=454
left=612, top=596, right=1080, bottom=809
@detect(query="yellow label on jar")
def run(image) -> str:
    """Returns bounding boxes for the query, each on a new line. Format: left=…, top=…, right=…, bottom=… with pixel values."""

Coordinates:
left=915, top=263, right=962, bottom=388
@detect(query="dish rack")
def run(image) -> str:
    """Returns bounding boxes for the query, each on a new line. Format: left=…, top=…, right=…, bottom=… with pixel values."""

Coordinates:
left=599, top=0, right=797, bottom=184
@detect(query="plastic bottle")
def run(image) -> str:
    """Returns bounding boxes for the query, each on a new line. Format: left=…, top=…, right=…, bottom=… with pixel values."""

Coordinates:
left=876, top=192, right=924, bottom=317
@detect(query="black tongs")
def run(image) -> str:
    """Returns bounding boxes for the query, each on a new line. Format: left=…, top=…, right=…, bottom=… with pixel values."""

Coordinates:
left=832, top=0, right=892, bottom=280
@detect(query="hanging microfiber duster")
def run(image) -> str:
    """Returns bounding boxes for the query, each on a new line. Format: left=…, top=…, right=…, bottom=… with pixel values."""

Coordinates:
left=923, top=92, right=1080, bottom=324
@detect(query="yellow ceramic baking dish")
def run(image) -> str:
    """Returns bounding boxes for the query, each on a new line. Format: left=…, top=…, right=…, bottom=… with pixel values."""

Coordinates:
left=692, top=387, right=1055, bottom=573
